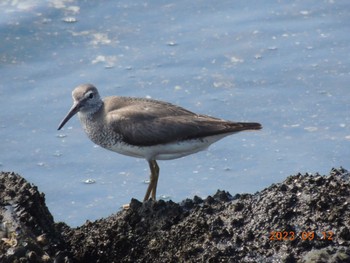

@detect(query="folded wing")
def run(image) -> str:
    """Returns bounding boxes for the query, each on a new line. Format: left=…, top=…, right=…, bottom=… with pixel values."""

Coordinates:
left=105, top=97, right=261, bottom=146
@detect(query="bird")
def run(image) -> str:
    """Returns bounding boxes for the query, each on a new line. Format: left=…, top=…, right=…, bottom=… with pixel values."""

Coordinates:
left=57, top=84, right=262, bottom=201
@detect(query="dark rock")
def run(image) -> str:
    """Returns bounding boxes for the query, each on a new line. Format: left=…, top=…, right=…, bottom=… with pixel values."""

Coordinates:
left=1, top=168, right=350, bottom=262
left=0, top=172, right=71, bottom=263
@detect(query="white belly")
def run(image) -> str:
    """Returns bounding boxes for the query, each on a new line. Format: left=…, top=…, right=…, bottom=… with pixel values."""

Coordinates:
left=107, top=134, right=232, bottom=161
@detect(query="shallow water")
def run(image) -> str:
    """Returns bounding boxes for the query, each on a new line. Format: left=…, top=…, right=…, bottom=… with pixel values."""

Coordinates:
left=1, top=0, right=349, bottom=226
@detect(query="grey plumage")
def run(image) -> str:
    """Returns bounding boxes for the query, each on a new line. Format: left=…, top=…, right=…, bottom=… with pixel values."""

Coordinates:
left=58, top=83, right=262, bottom=201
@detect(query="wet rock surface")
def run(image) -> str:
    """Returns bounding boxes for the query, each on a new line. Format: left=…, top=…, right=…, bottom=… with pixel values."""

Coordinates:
left=0, top=172, right=69, bottom=263
left=1, top=168, right=350, bottom=263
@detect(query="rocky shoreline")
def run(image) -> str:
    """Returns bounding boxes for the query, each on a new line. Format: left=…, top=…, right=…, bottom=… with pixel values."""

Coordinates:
left=1, top=168, right=350, bottom=263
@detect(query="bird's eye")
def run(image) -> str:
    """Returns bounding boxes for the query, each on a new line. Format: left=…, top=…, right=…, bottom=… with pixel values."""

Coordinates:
left=88, top=93, right=94, bottom=99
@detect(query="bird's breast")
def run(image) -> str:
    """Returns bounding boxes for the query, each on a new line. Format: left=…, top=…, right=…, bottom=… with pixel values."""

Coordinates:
left=78, top=113, right=121, bottom=149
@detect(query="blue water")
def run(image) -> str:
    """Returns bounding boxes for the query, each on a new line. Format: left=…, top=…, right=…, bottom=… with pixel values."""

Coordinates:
left=1, top=0, right=349, bottom=226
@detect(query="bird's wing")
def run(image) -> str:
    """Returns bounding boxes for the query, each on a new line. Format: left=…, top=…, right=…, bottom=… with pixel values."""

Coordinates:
left=107, top=109, right=249, bottom=146
left=104, top=96, right=261, bottom=146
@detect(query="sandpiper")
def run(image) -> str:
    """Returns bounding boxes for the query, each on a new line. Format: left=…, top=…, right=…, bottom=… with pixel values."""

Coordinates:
left=58, top=84, right=262, bottom=201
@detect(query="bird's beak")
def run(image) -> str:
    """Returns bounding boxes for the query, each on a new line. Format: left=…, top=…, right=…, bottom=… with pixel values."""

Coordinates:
left=57, top=102, right=80, bottom=130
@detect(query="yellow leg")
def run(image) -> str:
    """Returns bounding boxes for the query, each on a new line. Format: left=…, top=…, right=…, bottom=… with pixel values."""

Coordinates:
left=143, top=160, right=159, bottom=201
left=150, top=160, right=159, bottom=200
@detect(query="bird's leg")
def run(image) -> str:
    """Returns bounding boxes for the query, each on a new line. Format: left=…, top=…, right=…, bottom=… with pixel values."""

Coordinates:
left=143, top=161, right=154, bottom=201
left=143, top=160, right=159, bottom=201
left=150, top=160, right=159, bottom=200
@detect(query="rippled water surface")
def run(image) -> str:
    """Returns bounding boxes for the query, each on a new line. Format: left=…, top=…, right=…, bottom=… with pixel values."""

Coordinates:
left=1, top=0, right=349, bottom=226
